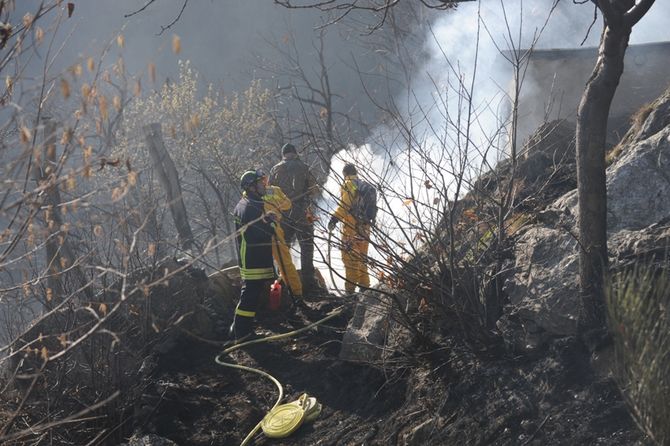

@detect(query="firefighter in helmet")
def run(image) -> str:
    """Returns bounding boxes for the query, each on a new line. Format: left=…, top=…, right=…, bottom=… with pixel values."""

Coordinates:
left=229, top=169, right=276, bottom=341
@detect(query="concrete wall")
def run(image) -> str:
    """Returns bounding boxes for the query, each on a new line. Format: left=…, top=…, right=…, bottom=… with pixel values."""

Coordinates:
left=514, top=41, right=670, bottom=146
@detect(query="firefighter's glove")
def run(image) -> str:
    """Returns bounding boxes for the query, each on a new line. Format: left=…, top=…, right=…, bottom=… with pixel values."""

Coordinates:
left=327, top=216, right=339, bottom=232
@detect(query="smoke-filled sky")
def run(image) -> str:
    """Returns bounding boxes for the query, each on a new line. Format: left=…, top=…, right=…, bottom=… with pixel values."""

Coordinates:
left=385, top=0, right=670, bottom=158
left=14, top=1, right=670, bottom=121
left=17, top=1, right=346, bottom=87
left=426, top=0, right=670, bottom=133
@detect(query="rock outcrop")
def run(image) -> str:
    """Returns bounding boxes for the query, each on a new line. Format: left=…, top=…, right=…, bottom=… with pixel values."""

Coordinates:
left=502, top=87, right=670, bottom=348
left=339, top=291, right=393, bottom=362
left=340, top=88, right=670, bottom=357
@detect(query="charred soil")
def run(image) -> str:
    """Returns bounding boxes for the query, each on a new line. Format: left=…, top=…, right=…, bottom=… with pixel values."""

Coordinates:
left=131, top=295, right=644, bottom=446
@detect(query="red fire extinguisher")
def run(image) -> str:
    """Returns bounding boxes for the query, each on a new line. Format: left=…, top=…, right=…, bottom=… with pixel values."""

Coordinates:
left=269, top=279, right=282, bottom=311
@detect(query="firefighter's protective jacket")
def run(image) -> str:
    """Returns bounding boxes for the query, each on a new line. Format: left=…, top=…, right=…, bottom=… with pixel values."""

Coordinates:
left=234, top=191, right=275, bottom=281
left=263, top=186, right=303, bottom=296
left=333, top=174, right=370, bottom=293
left=333, top=175, right=365, bottom=240
left=269, top=153, right=318, bottom=221
left=263, top=185, right=291, bottom=219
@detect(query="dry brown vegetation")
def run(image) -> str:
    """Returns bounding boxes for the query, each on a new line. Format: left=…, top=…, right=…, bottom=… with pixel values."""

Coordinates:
left=608, top=266, right=670, bottom=446
left=0, top=1, right=667, bottom=445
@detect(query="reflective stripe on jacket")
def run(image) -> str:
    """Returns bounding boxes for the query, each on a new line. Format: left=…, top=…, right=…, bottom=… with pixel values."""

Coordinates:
left=234, top=192, right=275, bottom=281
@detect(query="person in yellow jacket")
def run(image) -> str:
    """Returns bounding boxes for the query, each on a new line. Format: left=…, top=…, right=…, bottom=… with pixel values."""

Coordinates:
left=327, top=163, right=371, bottom=293
left=258, top=170, right=304, bottom=300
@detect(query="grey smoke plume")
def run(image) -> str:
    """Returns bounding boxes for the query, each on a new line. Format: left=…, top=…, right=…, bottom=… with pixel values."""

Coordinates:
left=337, top=0, right=670, bottom=187
left=14, top=1, right=342, bottom=87
left=421, top=0, right=670, bottom=154
left=320, top=0, right=670, bottom=289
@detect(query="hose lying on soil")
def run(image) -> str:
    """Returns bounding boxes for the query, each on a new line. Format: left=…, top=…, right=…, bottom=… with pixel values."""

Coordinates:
left=214, top=306, right=345, bottom=446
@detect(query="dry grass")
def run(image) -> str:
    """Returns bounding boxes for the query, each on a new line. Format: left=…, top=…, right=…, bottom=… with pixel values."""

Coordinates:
left=606, top=102, right=654, bottom=165
left=607, top=265, right=670, bottom=445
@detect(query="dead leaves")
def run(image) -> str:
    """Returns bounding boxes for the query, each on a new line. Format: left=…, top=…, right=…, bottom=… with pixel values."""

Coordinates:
left=98, top=95, right=108, bottom=120
left=418, top=297, right=430, bottom=314
left=19, top=126, right=32, bottom=144
left=23, top=13, right=34, bottom=29
left=148, top=62, right=156, bottom=84
left=70, top=63, right=83, bottom=77
left=60, top=78, right=70, bottom=99
left=127, top=170, right=137, bottom=186
left=112, top=95, right=122, bottom=112
left=60, top=127, right=74, bottom=146
left=186, top=113, right=200, bottom=133
left=35, top=26, right=44, bottom=44
left=81, top=83, right=91, bottom=100
left=0, top=22, right=12, bottom=49
left=172, top=34, right=181, bottom=54
left=83, top=145, right=93, bottom=177
left=463, top=208, right=478, bottom=221
left=66, top=172, right=77, bottom=191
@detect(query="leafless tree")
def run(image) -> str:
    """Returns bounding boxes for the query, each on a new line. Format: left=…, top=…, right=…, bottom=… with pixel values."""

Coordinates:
left=0, top=4, right=271, bottom=442
left=576, top=0, right=655, bottom=331
left=274, top=0, right=469, bottom=31
left=254, top=24, right=355, bottom=173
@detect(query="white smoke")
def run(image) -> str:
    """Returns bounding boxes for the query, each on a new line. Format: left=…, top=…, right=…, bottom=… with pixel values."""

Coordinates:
left=316, top=0, right=670, bottom=291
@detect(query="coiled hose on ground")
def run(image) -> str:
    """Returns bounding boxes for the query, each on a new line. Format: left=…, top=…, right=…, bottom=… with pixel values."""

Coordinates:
left=214, top=306, right=345, bottom=446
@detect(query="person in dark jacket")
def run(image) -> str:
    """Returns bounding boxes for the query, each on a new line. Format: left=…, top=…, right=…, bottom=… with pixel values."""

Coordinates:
left=269, top=143, right=320, bottom=294
left=229, top=169, right=276, bottom=341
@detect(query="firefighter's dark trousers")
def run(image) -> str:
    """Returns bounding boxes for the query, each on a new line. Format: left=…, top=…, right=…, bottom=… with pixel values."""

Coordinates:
left=232, top=279, right=270, bottom=339
left=283, top=219, right=315, bottom=289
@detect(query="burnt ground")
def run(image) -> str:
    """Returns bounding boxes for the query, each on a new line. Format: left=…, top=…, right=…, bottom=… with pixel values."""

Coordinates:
left=130, top=293, right=647, bottom=446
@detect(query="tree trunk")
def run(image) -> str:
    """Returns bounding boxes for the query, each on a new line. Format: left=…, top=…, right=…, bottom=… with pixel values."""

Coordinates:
left=575, top=17, right=631, bottom=330
left=143, top=123, right=195, bottom=252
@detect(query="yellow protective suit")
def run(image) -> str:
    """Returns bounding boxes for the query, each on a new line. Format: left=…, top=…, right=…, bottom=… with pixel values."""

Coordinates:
left=263, top=185, right=303, bottom=298
left=332, top=175, right=370, bottom=293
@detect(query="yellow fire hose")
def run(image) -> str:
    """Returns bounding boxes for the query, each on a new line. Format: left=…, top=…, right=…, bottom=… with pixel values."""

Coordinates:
left=214, top=306, right=345, bottom=446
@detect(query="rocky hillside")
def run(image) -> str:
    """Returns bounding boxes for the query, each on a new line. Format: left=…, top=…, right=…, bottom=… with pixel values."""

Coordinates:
left=120, top=87, right=669, bottom=444
left=4, top=86, right=670, bottom=445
